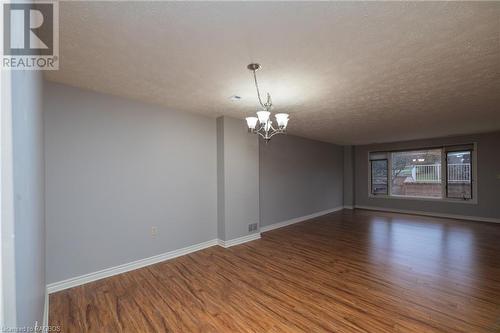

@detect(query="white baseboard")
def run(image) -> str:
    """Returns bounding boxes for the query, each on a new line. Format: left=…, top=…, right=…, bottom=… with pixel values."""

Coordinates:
left=42, top=288, right=48, bottom=327
left=218, top=233, right=261, bottom=248
left=343, top=205, right=354, bottom=209
left=47, top=232, right=265, bottom=294
left=47, top=238, right=219, bottom=293
left=260, top=206, right=345, bottom=233
left=354, top=205, right=500, bottom=223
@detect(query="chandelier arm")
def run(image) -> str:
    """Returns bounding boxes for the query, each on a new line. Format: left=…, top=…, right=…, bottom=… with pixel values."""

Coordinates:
left=254, top=124, right=284, bottom=141
left=256, top=131, right=269, bottom=140
left=268, top=122, right=276, bottom=132
left=267, top=129, right=282, bottom=139
left=256, top=127, right=267, bottom=136
left=257, top=122, right=266, bottom=132
left=263, top=125, right=278, bottom=136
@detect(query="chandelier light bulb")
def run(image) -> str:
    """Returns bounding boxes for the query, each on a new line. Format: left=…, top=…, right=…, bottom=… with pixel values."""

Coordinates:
left=282, top=117, right=289, bottom=129
left=275, top=113, right=289, bottom=128
left=256, top=111, right=271, bottom=124
left=246, top=117, right=258, bottom=130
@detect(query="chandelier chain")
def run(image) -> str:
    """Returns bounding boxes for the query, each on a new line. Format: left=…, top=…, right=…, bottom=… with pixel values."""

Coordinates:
left=251, top=69, right=272, bottom=110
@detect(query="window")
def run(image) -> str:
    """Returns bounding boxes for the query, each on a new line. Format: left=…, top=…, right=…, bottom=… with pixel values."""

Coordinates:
left=371, top=159, right=388, bottom=195
left=446, top=150, right=472, bottom=200
left=391, top=149, right=442, bottom=198
left=369, top=144, right=475, bottom=201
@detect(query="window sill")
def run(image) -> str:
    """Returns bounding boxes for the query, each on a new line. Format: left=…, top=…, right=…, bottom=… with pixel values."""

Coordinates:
left=368, top=194, right=477, bottom=205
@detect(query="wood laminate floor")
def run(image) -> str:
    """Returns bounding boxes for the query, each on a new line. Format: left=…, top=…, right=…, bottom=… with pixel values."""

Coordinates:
left=49, top=209, right=500, bottom=332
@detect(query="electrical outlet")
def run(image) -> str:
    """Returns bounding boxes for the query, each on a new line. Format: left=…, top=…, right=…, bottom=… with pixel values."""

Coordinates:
left=248, top=223, right=258, bottom=232
left=151, top=226, right=158, bottom=237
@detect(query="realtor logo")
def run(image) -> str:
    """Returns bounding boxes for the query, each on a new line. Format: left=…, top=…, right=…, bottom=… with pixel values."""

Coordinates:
left=2, top=1, right=59, bottom=70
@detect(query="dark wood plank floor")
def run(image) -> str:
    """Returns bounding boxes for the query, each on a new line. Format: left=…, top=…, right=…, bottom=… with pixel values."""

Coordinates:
left=49, top=209, right=500, bottom=332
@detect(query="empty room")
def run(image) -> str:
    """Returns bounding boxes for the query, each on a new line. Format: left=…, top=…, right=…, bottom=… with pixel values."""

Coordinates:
left=1, top=1, right=500, bottom=332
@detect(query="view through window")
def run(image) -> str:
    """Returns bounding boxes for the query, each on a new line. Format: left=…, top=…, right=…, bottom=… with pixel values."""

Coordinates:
left=391, top=149, right=442, bottom=198
left=447, top=151, right=472, bottom=199
left=369, top=145, right=474, bottom=200
left=371, top=159, right=388, bottom=195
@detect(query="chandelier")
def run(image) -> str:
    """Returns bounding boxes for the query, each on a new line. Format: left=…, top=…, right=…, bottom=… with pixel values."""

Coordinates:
left=245, top=63, right=289, bottom=142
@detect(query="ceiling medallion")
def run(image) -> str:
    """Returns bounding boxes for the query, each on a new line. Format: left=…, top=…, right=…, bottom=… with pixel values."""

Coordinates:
left=245, top=63, right=289, bottom=142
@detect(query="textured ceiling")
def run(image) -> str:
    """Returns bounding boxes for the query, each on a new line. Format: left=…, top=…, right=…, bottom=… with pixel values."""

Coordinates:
left=45, top=1, right=500, bottom=145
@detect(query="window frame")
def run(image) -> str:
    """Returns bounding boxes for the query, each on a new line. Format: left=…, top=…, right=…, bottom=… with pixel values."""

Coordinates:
left=367, top=143, right=477, bottom=204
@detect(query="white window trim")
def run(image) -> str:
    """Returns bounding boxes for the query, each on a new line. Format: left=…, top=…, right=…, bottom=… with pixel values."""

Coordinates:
left=368, top=143, right=478, bottom=204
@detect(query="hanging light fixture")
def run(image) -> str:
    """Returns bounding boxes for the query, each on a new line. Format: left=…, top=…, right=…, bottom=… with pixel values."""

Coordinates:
left=245, top=63, right=289, bottom=142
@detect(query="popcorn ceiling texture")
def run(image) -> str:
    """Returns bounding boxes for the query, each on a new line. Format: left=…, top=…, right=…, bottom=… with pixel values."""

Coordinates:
left=44, top=2, right=500, bottom=145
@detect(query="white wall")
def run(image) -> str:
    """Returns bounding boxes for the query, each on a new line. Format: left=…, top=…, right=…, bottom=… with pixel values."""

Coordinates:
left=1, top=66, right=16, bottom=328
left=11, top=71, right=45, bottom=327
left=259, top=135, right=344, bottom=227
left=44, top=82, right=218, bottom=284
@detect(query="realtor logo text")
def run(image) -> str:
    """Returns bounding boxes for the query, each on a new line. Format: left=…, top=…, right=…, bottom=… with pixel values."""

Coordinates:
left=2, top=1, right=59, bottom=70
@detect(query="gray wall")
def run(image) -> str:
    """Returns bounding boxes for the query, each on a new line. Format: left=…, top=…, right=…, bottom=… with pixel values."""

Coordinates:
left=12, top=71, right=45, bottom=327
left=354, top=131, right=500, bottom=219
left=259, top=135, right=344, bottom=227
left=216, top=117, right=226, bottom=240
left=217, top=117, right=259, bottom=240
left=44, top=82, right=217, bottom=283
left=343, top=146, right=354, bottom=207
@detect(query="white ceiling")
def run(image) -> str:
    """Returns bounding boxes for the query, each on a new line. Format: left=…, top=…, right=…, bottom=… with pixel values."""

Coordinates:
left=45, top=1, right=500, bottom=145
